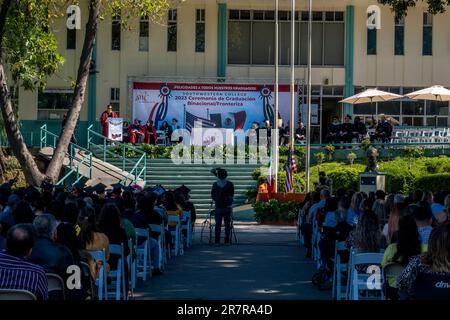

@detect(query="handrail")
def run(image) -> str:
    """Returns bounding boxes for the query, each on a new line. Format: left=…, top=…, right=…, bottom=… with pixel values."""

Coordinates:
left=88, top=125, right=147, bottom=186
left=295, top=141, right=450, bottom=149
left=41, top=125, right=93, bottom=186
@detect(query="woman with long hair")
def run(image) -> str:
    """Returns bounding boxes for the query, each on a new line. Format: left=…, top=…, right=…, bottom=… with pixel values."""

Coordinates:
left=398, top=222, right=450, bottom=299
left=347, top=192, right=364, bottom=227
left=77, top=207, right=110, bottom=280
left=350, top=210, right=386, bottom=253
left=382, top=215, right=422, bottom=300
left=382, top=202, right=405, bottom=244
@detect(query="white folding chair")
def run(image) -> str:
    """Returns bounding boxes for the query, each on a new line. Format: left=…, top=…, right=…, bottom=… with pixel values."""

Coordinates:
left=156, top=130, right=168, bottom=146
left=87, top=249, right=107, bottom=300
left=347, top=251, right=385, bottom=300
left=168, top=215, right=182, bottom=256
left=127, top=238, right=137, bottom=292
left=135, top=228, right=151, bottom=281
left=311, top=220, right=321, bottom=266
left=332, top=241, right=349, bottom=300
left=0, top=289, right=37, bottom=300
left=47, top=273, right=66, bottom=300
left=107, top=243, right=127, bottom=300
left=181, top=210, right=192, bottom=249
left=149, top=223, right=166, bottom=271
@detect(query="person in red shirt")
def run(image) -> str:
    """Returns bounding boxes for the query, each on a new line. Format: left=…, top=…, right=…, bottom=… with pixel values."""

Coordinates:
left=100, top=105, right=118, bottom=138
left=144, top=120, right=157, bottom=145
left=128, top=119, right=145, bottom=145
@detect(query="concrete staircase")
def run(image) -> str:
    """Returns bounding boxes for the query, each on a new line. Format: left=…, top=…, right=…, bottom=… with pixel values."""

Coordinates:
left=90, top=148, right=259, bottom=215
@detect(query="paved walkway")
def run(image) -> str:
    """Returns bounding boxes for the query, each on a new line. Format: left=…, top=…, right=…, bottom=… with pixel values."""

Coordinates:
left=134, top=223, right=330, bottom=300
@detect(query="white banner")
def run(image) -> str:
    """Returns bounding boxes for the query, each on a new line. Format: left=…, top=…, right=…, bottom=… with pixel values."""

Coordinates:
left=108, top=118, right=123, bottom=141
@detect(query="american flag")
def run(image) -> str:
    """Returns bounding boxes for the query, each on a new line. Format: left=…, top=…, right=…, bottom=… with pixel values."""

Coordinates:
left=185, top=111, right=217, bottom=133
left=285, top=148, right=297, bottom=193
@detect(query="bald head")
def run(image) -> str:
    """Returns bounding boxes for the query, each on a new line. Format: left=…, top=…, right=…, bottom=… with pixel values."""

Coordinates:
left=6, top=224, right=36, bottom=257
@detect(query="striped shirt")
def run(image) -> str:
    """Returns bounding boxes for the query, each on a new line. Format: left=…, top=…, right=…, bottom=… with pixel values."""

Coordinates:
left=0, top=252, right=48, bottom=300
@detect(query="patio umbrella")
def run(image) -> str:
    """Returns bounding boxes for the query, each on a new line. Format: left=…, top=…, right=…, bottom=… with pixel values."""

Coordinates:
left=340, top=88, right=403, bottom=122
left=404, top=85, right=450, bottom=102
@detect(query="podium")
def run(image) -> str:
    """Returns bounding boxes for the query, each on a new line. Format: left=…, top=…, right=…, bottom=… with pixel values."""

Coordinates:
left=359, top=172, right=386, bottom=193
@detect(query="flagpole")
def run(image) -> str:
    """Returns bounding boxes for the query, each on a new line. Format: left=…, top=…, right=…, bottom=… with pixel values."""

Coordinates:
left=305, top=0, right=312, bottom=193
left=273, top=0, right=279, bottom=193
left=290, top=0, right=296, bottom=151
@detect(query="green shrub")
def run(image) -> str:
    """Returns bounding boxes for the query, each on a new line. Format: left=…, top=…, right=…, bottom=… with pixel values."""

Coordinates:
left=111, top=144, right=137, bottom=158
left=347, top=152, right=357, bottom=165
left=253, top=199, right=300, bottom=223
left=325, top=144, right=335, bottom=161
left=328, top=167, right=360, bottom=192
left=415, top=173, right=450, bottom=192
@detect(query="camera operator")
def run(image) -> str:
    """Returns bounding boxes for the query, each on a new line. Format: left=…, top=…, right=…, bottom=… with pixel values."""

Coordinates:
left=211, top=168, right=235, bottom=245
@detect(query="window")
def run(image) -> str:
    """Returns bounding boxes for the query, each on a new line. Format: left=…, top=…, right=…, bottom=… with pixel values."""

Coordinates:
left=67, top=29, right=76, bottom=50
left=139, top=15, right=149, bottom=52
left=37, top=90, right=74, bottom=120
left=395, top=16, right=404, bottom=55
left=367, top=28, right=377, bottom=55
left=111, top=12, right=121, bottom=50
left=423, top=13, right=433, bottom=56
left=110, top=88, right=120, bottom=115
left=168, top=9, right=177, bottom=52
left=196, top=9, right=205, bottom=52
left=228, top=10, right=344, bottom=66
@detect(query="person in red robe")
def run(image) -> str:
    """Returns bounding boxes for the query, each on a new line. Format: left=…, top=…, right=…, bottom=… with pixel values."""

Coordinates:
left=128, top=119, right=145, bottom=145
left=144, top=120, right=157, bottom=145
left=100, top=105, right=118, bottom=138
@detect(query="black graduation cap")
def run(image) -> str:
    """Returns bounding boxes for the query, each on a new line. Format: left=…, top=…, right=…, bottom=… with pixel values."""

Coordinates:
left=123, top=186, right=133, bottom=193
left=93, top=183, right=107, bottom=194
left=112, top=183, right=124, bottom=192
left=55, top=184, right=65, bottom=192
left=175, top=185, right=191, bottom=196
left=24, top=186, right=40, bottom=200
left=0, top=183, right=12, bottom=193
left=74, top=181, right=85, bottom=191
left=84, top=186, right=94, bottom=195
left=152, top=185, right=166, bottom=196
left=41, top=181, right=54, bottom=192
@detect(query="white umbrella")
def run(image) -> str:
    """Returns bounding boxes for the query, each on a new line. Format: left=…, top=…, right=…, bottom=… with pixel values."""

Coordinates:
left=404, top=85, right=450, bottom=102
left=340, top=88, right=403, bottom=119
left=340, top=88, right=403, bottom=104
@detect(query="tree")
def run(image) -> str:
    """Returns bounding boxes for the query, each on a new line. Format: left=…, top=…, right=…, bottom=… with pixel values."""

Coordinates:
left=0, top=0, right=182, bottom=186
left=379, top=0, right=450, bottom=19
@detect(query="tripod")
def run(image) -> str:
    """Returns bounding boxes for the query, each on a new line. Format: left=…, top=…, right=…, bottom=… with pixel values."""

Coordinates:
left=200, top=202, right=238, bottom=245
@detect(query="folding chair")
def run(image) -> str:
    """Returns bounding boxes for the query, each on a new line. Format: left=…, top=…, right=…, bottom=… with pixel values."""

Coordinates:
left=79, top=261, right=96, bottom=300
left=87, top=249, right=107, bottom=300
left=168, top=215, right=182, bottom=256
left=107, top=243, right=127, bottom=300
left=149, top=223, right=166, bottom=271
left=0, top=289, right=37, bottom=300
left=47, top=273, right=66, bottom=300
left=156, top=130, right=168, bottom=146
left=332, top=241, right=349, bottom=300
left=127, top=238, right=137, bottom=293
left=347, top=251, right=385, bottom=300
left=311, top=220, right=321, bottom=265
left=181, top=210, right=192, bottom=249
left=135, top=228, right=152, bottom=281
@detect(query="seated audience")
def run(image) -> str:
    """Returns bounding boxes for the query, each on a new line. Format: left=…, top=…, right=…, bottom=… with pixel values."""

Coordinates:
left=128, top=119, right=145, bottom=145
left=144, top=120, right=157, bottom=145
left=339, top=115, right=354, bottom=143
left=326, top=116, right=341, bottom=144
left=382, top=202, right=405, bottom=244
left=414, top=202, right=433, bottom=246
left=29, top=214, right=74, bottom=279
left=0, top=224, right=48, bottom=300
left=382, top=215, right=423, bottom=300
left=398, top=222, right=450, bottom=300
left=352, top=116, right=367, bottom=142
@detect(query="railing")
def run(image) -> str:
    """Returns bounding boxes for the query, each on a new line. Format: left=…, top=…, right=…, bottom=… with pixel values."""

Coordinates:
left=40, top=124, right=93, bottom=186
left=295, top=141, right=450, bottom=149
left=87, top=125, right=147, bottom=186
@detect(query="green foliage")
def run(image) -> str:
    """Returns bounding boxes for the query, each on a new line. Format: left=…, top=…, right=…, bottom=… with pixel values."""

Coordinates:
left=347, top=152, right=357, bottom=165
left=423, top=156, right=450, bottom=174
left=253, top=199, right=300, bottom=223
left=141, top=144, right=172, bottom=159
left=314, top=152, right=325, bottom=166
left=112, top=143, right=137, bottom=158
left=415, top=173, right=450, bottom=192
left=379, top=0, right=450, bottom=20
left=276, top=171, right=306, bottom=193
left=328, top=167, right=361, bottom=192
left=360, top=138, right=371, bottom=152
left=245, top=188, right=258, bottom=204
left=325, top=144, right=335, bottom=161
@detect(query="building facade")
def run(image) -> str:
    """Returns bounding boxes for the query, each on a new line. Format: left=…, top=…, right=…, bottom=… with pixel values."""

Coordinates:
left=12, top=0, right=450, bottom=145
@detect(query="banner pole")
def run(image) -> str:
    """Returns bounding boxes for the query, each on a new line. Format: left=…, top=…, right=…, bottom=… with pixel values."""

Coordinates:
left=290, top=0, right=296, bottom=150
left=305, top=0, right=313, bottom=193
left=273, top=0, right=279, bottom=193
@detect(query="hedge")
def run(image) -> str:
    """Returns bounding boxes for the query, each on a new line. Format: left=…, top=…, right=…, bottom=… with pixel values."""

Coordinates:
left=415, top=173, right=450, bottom=192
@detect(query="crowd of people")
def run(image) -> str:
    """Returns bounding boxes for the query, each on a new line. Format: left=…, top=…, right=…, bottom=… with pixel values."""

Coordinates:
left=0, top=181, right=196, bottom=300
left=326, top=114, right=394, bottom=144
left=298, top=184, right=450, bottom=300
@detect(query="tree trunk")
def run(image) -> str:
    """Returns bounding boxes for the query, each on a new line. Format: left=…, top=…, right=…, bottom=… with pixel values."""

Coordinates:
left=45, top=0, right=101, bottom=183
left=0, top=63, right=46, bottom=185
left=0, top=0, right=46, bottom=186
left=0, top=147, right=7, bottom=183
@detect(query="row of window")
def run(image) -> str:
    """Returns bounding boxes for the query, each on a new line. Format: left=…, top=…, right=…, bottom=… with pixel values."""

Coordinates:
left=229, top=10, right=345, bottom=66
left=367, top=13, right=433, bottom=56
left=66, top=9, right=206, bottom=53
